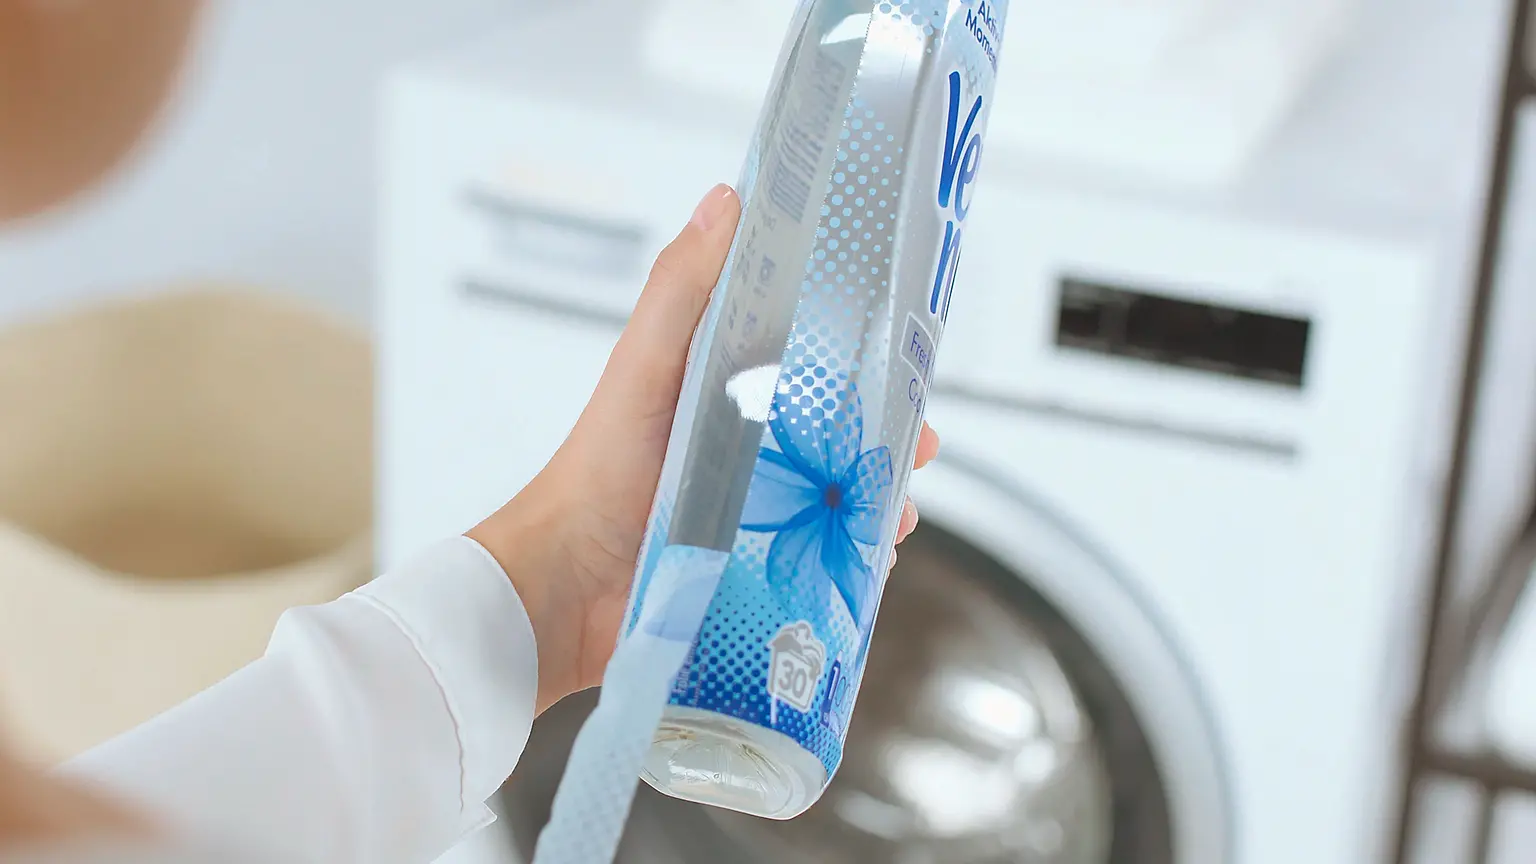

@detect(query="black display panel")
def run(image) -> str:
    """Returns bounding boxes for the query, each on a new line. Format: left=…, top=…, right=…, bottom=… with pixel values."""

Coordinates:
left=1055, top=277, right=1312, bottom=389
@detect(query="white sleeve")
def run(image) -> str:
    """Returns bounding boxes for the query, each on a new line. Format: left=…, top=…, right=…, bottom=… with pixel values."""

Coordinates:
left=60, top=537, right=539, bottom=864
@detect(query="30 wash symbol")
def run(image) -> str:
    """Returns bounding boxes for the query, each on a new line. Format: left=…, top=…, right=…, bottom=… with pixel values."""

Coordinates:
left=767, top=621, right=826, bottom=725
left=930, top=70, right=984, bottom=324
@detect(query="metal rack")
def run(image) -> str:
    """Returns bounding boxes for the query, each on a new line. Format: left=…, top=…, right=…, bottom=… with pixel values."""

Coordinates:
left=1392, top=0, right=1536, bottom=860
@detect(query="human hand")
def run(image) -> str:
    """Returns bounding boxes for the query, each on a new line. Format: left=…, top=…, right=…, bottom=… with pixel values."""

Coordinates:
left=468, top=184, right=941, bottom=714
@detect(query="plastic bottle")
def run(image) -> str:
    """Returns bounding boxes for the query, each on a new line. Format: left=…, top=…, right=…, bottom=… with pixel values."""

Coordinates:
left=626, top=0, right=1012, bottom=820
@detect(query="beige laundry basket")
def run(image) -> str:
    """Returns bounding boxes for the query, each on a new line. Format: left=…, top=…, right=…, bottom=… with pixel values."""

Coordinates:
left=0, top=289, right=374, bottom=762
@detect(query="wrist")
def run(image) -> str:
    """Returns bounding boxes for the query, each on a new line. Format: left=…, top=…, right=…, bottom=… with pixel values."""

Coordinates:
left=466, top=479, right=578, bottom=714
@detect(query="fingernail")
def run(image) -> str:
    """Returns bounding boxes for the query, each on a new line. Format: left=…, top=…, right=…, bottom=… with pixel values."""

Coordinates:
left=690, top=183, right=734, bottom=232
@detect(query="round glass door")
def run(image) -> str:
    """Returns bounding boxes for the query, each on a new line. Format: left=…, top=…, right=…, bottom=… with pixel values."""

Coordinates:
left=500, top=523, right=1173, bottom=863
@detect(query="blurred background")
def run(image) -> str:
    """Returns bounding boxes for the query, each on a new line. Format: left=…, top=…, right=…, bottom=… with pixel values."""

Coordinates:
left=0, top=0, right=1533, bottom=862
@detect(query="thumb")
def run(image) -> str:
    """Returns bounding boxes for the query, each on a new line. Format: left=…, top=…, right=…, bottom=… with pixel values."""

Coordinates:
left=597, top=183, right=740, bottom=424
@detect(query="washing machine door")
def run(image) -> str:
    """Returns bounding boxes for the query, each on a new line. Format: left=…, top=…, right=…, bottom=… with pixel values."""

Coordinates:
left=500, top=460, right=1230, bottom=864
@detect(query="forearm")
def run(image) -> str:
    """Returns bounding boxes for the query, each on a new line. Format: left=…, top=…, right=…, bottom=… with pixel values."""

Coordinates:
left=58, top=538, right=537, bottom=864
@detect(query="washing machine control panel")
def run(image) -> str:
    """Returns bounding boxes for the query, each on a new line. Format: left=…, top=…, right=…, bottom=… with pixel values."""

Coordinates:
left=937, top=181, right=1442, bottom=462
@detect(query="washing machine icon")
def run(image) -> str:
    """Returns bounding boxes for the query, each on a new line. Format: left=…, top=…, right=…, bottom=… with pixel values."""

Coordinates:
left=767, top=622, right=827, bottom=714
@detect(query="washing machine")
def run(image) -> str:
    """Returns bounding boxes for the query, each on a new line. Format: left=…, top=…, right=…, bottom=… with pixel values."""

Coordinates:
left=376, top=1, right=1501, bottom=861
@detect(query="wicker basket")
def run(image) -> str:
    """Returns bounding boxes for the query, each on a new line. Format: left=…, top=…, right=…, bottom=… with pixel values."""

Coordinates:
left=0, top=289, right=373, bottom=761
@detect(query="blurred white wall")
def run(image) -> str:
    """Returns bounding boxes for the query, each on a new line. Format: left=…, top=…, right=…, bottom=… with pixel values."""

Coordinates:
left=0, top=0, right=1496, bottom=337
left=0, top=0, right=537, bottom=330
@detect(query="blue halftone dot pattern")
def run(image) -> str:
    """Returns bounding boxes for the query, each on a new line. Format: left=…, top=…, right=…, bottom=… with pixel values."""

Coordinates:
left=670, top=541, right=863, bottom=775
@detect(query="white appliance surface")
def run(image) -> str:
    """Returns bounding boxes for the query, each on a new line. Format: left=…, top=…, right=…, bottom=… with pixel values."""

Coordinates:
left=643, top=0, right=1369, bottom=191
left=378, top=1, right=1506, bottom=862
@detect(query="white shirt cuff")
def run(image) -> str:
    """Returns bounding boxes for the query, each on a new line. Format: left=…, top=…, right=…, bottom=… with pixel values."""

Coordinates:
left=356, top=536, right=539, bottom=814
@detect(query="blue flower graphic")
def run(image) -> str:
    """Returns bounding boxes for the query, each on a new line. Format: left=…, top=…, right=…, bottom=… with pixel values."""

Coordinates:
left=741, top=374, right=893, bottom=628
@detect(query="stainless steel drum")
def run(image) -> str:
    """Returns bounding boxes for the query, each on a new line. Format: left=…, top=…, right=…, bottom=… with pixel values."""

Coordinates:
left=500, top=526, right=1173, bottom=863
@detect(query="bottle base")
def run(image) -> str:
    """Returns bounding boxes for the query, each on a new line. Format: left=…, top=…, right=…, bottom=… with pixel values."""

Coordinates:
left=640, top=705, right=826, bottom=820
